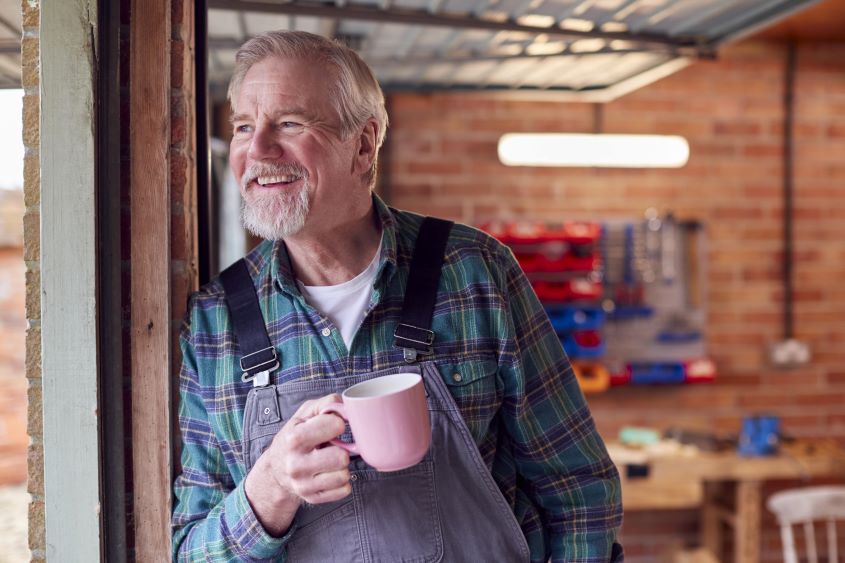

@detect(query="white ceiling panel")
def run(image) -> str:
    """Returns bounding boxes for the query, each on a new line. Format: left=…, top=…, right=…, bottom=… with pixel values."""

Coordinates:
left=517, top=55, right=581, bottom=86
left=244, top=13, right=293, bottom=34
left=450, top=59, right=500, bottom=84
left=422, top=61, right=458, bottom=81
left=208, top=9, right=242, bottom=38
left=483, top=57, right=540, bottom=85
left=291, top=15, right=327, bottom=34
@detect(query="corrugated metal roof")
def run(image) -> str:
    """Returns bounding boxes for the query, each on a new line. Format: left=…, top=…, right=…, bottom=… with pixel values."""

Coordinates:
left=207, top=0, right=821, bottom=101
left=0, top=1, right=822, bottom=96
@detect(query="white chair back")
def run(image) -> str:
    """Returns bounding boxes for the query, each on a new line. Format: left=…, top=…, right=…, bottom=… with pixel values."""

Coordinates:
left=767, top=486, right=845, bottom=563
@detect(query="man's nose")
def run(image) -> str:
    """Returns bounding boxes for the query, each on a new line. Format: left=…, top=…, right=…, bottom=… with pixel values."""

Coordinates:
left=247, top=126, right=283, bottom=161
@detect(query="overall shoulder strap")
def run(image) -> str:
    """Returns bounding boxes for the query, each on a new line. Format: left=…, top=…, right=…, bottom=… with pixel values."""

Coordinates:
left=219, top=259, right=278, bottom=385
left=394, top=217, right=454, bottom=363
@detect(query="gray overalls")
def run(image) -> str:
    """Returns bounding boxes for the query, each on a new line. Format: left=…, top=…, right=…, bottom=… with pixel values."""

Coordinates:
left=222, top=218, right=530, bottom=562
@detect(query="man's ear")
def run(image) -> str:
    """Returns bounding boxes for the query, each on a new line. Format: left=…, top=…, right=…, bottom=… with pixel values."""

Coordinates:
left=353, top=118, right=378, bottom=176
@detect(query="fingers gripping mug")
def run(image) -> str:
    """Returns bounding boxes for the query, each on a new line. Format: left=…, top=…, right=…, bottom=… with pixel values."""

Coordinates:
left=322, top=372, right=431, bottom=472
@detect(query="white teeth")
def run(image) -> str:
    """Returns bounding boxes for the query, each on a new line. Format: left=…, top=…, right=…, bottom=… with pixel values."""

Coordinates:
left=256, top=175, right=298, bottom=186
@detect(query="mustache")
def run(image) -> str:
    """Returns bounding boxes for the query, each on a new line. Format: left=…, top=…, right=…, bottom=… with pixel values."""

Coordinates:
left=241, top=162, right=309, bottom=189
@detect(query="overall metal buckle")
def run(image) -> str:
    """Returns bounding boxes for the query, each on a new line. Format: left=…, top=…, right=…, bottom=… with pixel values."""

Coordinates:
left=394, top=324, right=435, bottom=364
left=240, top=347, right=279, bottom=387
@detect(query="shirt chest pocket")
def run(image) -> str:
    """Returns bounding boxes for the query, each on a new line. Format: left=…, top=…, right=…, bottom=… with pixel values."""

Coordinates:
left=435, top=356, right=500, bottom=444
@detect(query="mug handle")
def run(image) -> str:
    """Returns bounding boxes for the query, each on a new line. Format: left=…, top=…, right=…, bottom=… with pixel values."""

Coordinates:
left=320, top=403, right=360, bottom=455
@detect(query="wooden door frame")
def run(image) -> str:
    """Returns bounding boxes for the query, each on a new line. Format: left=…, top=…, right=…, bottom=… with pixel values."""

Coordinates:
left=129, top=0, right=173, bottom=557
left=129, top=0, right=202, bottom=558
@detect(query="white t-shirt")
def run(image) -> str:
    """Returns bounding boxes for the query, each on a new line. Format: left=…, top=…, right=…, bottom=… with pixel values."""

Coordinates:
left=298, top=241, right=382, bottom=349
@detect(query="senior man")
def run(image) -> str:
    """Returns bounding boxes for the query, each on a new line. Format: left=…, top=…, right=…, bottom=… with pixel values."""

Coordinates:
left=172, top=30, right=623, bottom=562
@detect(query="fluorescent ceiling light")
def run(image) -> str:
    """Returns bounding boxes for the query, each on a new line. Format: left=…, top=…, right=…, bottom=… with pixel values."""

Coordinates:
left=498, top=133, right=690, bottom=168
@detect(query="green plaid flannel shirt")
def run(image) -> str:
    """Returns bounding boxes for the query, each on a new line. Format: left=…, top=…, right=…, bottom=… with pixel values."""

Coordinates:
left=172, top=195, right=622, bottom=562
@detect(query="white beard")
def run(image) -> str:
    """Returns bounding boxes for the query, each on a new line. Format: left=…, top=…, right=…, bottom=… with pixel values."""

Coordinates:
left=239, top=162, right=311, bottom=240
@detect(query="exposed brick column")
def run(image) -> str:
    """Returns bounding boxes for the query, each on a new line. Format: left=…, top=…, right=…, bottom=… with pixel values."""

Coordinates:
left=21, top=0, right=43, bottom=559
left=169, top=0, right=198, bottom=402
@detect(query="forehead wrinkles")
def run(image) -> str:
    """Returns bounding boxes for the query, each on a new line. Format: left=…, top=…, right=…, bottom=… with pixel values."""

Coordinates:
left=236, top=83, right=343, bottom=133
left=233, top=57, right=352, bottom=140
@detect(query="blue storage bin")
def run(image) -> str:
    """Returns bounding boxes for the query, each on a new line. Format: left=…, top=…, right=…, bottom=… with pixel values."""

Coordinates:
left=546, top=306, right=605, bottom=332
left=656, top=327, right=702, bottom=343
left=738, top=415, right=780, bottom=457
left=628, top=362, right=686, bottom=384
left=561, top=332, right=606, bottom=359
left=607, top=305, right=654, bottom=320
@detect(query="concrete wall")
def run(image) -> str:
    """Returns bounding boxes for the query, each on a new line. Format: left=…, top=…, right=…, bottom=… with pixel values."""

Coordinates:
left=386, top=41, right=845, bottom=562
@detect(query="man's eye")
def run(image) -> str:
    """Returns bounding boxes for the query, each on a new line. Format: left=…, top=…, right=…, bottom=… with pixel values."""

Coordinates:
left=280, top=122, right=303, bottom=130
left=234, top=124, right=252, bottom=134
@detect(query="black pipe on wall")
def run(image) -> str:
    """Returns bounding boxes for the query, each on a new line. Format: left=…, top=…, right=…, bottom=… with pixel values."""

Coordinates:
left=782, top=42, right=796, bottom=340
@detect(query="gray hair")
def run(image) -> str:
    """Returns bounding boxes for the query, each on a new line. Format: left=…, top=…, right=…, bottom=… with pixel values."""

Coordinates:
left=228, top=31, right=389, bottom=189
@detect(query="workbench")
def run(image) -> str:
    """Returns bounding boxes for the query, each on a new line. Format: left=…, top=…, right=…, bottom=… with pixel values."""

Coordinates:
left=609, top=440, right=845, bottom=562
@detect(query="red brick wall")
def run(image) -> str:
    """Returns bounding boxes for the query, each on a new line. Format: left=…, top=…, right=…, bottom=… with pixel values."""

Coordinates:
left=0, top=246, right=26, bottom=486
left=169, top=0, right=199, bottom=432
left=170, top=0, right=199, bottom=347
left=385, top=40, right=845, bottom=561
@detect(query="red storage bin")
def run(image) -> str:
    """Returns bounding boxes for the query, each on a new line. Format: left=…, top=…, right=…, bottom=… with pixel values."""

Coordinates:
left=684, top=358, right=717, bottom=382
left=609, top=366, right=631, bottom=386
left=532, top=278, right=603, bottom=302
left=482, top=221, right=602, bottom=247
left=559, top=222, right=602, bottom=245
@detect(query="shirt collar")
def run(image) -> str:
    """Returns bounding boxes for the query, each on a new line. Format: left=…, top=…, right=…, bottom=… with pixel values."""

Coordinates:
left=270, top=193, right=399, bottom=295
left=373, top=193, right=399, bottom=279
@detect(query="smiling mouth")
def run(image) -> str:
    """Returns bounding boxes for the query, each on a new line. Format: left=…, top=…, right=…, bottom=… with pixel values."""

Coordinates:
left=255, top=175, right=302, bottom=187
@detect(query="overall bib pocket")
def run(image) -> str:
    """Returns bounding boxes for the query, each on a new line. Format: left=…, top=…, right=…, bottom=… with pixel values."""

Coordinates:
left=285, top=500, right=360, bottom=563
left=353, top=461, right=443, bottom=563
left=244, top=432, right=278, bottom=472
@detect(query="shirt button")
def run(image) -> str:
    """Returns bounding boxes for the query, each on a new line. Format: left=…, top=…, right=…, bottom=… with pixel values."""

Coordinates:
left=263, top=407, right=271, bottom=415
left=321, top=327, right=331, bottom=337
left=452, top=373, right=462, bottom=382
left=350, top=474, right=358, bottom=482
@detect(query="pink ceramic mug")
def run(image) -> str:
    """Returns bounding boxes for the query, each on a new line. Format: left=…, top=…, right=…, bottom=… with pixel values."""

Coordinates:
left=321, top=372, right=430, bottom=472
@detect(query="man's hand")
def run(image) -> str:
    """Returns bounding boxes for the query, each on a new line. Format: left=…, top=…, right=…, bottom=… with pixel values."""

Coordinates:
left=244, top=393, right=351, bottom=537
